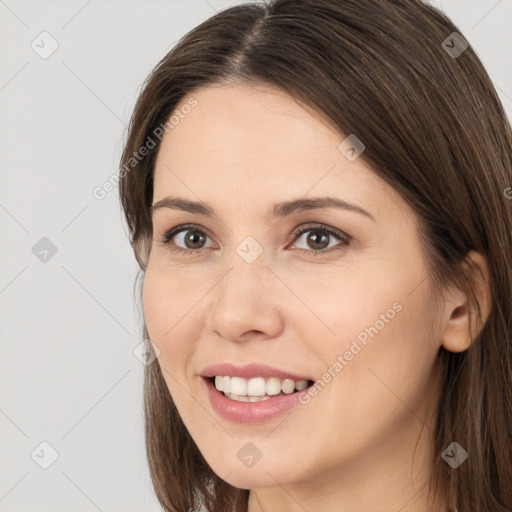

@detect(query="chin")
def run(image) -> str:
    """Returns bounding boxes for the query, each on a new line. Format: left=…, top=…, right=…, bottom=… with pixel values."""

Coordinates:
left=204, top=451, right=305, bottom=489
left=212, top=467, right=283, bottom=490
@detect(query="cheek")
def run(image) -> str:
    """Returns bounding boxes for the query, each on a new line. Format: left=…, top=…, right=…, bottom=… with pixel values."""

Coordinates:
left=143, top=264, right=197, bottom=338
left=142, top=271, right=168, bottom=343
left=295, top=285, right=440, bottom=461
left=143, top=274, right=198, bottom=416
left=301, top=266, right=439, bottom=394
left=142, top=270, right=198, bottom=376
left=333, top=288, right=439, bottom=429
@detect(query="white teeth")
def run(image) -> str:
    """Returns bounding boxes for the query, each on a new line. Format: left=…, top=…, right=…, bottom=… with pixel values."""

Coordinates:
left=222, top=376, right=230, bottom=394
left=213, top=375, right=310, bottom=397
left=295, top=380, right=308, bottom=390
left=266, top=377, right=282, bottom=396
left=281, top=379, right=295, bottom=394
left=225, top=393, right=249, bottom=402
left=225, top=393, right=272, bottom=402
left=247, top=377, right=266, bottom=396
left=248, top=395, right=270, bottom=402
left=230, top=377, right=247, bottom=396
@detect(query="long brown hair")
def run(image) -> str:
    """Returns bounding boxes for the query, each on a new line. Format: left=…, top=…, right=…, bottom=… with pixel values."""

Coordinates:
left=118, top=1, right=512, bottom=510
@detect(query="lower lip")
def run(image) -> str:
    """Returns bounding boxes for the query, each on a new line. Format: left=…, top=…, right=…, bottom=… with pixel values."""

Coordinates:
left=201, top=377, right=309, bottom=424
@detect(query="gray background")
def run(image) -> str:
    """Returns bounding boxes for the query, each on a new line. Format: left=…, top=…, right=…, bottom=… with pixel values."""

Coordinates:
left=0, top=0, right=510, bottom=510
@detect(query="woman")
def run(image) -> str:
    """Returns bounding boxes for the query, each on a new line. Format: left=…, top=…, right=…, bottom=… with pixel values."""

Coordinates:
left=118, top=0, right=512, bottom=510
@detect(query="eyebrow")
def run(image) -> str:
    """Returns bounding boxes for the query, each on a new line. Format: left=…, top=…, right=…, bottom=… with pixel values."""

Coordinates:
left=150, top=196, right=376, bottom=222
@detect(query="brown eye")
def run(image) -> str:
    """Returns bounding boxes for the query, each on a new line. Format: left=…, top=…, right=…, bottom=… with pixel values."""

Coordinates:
left=180, top=229, right=207, bottom=249
left=161, top=225, right=214, bottom=255
left=160, top=223, right=351, bottom=257
left=290, top=224, right=351, bottom=254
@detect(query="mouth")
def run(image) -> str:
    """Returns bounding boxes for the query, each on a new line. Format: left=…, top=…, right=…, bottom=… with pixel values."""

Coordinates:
left=201, top=374, right=316, bottom=423
left=206, top=375, right=316, bottom=402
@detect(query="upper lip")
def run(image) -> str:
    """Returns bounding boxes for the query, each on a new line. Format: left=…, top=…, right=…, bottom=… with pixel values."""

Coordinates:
left=200, top=362, right=313, bottom=382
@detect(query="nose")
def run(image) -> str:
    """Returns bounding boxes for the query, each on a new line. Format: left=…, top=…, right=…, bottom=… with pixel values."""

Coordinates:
left=204, top=253, right=285, bottom=343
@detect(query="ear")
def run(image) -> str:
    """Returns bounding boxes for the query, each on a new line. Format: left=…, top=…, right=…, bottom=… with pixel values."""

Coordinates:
left=440, top=250, right=492, bottom=353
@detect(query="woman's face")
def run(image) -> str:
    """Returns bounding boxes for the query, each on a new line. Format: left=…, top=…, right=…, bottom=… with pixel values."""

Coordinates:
left=143, top=83, right=444, bottom=495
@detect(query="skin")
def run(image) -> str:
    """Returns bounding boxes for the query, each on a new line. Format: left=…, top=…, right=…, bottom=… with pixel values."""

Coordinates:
left=142, top=82, right=491, bottom=512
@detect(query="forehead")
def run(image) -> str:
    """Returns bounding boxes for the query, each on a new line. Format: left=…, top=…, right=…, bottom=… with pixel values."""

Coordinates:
left=152, top=83, right=413, bottom=227
left=160, top=83, right=337, bottom=169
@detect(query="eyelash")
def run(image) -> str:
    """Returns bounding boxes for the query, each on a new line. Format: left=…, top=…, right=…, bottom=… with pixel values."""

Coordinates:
left=158, top=223, right=351, bottom=257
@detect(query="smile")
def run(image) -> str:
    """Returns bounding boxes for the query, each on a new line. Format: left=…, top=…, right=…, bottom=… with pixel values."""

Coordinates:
left=202, top=376, right=315, bottom=424
left=213, top=375, right=312, bottom=401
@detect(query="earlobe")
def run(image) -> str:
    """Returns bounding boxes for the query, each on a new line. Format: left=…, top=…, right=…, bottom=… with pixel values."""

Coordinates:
left=440, top=250, right=492, bottom=353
